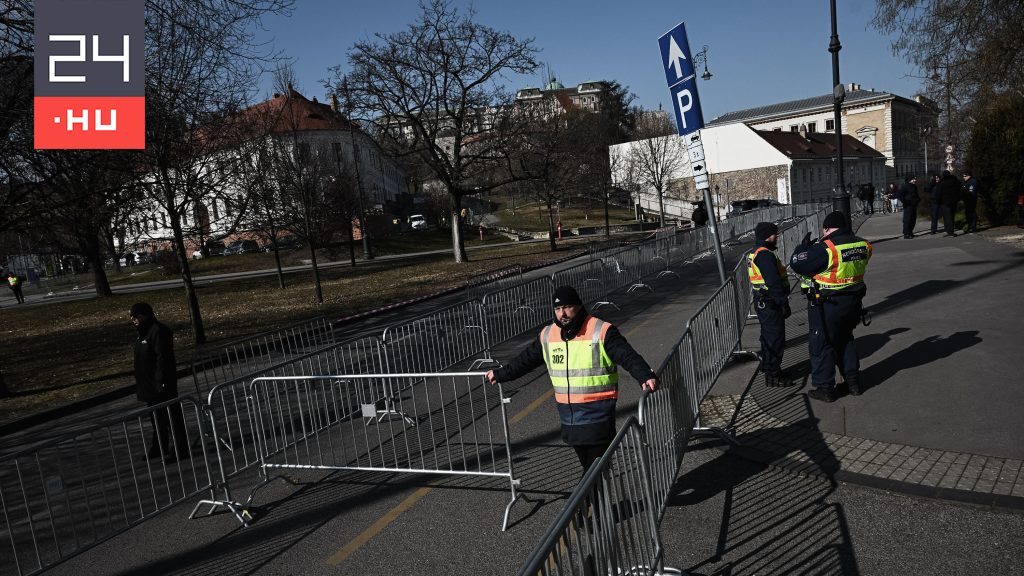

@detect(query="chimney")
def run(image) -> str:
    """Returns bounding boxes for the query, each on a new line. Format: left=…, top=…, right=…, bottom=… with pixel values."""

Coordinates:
left=847, top=82, right=860, bottom=92
left=799, top=123, right=808, bottom=140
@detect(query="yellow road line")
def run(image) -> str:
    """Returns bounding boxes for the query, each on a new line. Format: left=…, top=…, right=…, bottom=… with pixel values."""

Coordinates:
left=327, top=387, right=553, bottom=566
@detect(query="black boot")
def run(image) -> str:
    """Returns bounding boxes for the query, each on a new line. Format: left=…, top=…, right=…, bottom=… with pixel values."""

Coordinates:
left=846, top=374, right=861, bottom=396
left=806, top=387, right=835, bottom=403
left=765, top=372, right=786, bottom=388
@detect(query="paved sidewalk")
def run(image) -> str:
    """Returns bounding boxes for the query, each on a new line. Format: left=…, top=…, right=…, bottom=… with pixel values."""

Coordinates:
left=701, top=212, right=1024, bottom=509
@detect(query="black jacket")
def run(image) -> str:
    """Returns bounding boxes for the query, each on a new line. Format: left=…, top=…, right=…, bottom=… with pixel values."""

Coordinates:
left=789, top=228, right=869, bottom=298
left=751, top=240, right=790, bottom=307
left=899, top=181, right=919, bottom=207
left=133, top=318, right=178, bottom=402
left=938, top=173, right=963, bottom=207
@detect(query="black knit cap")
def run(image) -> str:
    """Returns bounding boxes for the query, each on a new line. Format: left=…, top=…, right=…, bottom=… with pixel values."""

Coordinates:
left=129, top=302, right=154, bottom=318
left=552, top=285, right=582, bottom=307
left=822, top=211, right=848, bottom=230
left=754, top=221, right=778, bottom=241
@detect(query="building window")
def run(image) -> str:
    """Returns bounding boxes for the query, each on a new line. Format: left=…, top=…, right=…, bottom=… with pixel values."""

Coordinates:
left=807, top=122, right=816, bottom=133
left=773, top=127, right=782, bottom=132
left=825, top=119, right=835, bottom=131
left=790, top=125, right=799, bottom=132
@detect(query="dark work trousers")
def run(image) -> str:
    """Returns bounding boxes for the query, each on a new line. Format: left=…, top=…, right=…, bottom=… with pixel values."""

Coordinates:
left=930, top=202, right=941, bottom=233
left=941, top=204, right=957, bottom=235
left=754, top=301, right=786, bottom=375
left=963, top=195, right=978, bottom=232
left=573, top=439, right=613, bottom=474
left=807, top=295, right=862, bottom=390
left=902, top=205, right=918, bottom=237
left=148, top=399, right=189, bottom=457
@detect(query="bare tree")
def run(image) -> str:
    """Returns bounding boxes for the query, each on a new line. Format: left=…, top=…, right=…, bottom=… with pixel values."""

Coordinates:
left=136, top=0, right=292, bottom=344
left=333, top=0, right=539, bottom=262
left=627, top=111, right=688, bottom=226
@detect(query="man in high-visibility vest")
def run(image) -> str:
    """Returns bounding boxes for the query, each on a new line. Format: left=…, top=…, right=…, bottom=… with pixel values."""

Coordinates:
left=486, top=285, right=657, bottom=473
left=749, top=222, right=793, bottom=387
left=6, top=272, right=25, bottom=304
left=790, top=211, right=873, bottom=402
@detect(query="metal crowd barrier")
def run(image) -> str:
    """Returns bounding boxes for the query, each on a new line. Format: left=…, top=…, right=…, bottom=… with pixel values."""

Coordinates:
left=189, top=315, right=335, bottom=398
left=245, top=373, right=523, bottom=531
left=465, top=264, right=524, bottom=303
left=382, top=300, right=492, bottom=373
left=0, top=397, right=214, bottom=576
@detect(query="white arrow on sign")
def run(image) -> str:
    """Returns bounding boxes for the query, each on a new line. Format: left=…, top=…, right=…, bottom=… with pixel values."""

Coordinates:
left=666, top=36, right=687, bottom=80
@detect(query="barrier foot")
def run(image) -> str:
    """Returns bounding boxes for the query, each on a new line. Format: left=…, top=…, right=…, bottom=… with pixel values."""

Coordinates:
left=501, top=489, right=524, bottom=532
left=592, top=300, right=620, bottom=311
left=189, top=498, right=252, bottom=526
left=656, top=270, right=680, bottom=279
left=627, top=282, right=653, bottom=294
left=730, top=349, right=760, bottom=363
left=469, top=357, right=498, bottom=370
left=691, top=426, right=740, bottom=446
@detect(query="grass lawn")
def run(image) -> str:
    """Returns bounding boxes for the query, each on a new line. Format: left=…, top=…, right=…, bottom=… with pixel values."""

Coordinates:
left=486, top=195, right=639, bottom=232
left=0, top=237, right=595, bottom=424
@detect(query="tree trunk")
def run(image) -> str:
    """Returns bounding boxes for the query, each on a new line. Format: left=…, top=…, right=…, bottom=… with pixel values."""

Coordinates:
left=547, top=199, right=557, bottom=252
left=603, top=186, right=611, bottom=238
left=89, top=256, right=112, bottom=296
left=656, top=185, right=666, bottom=226
left=105, top=230, right=121, bottom=274
left=170, top=217, right=206, bottom=345
left=272, top=241, right=285, bottom=289
left=450, top=193, right=468, bottom=262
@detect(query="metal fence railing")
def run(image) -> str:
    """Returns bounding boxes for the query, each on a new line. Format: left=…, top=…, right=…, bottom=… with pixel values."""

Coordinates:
left=1, top=204, right=805, bottom=575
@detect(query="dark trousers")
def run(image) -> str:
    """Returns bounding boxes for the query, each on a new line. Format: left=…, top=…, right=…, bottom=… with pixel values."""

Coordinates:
left=754, top=302, right=786, bottom=374
left=573, top=439, right=613, bottom=474
left=148, top=400, right=189, bottom=456
left=807, top=296, right=862, bottom=390
left=902, top=205, right=917, bottom=237
left=963, top=195, right=978, bottom=232
left=930, top=202, right=941, bottom=233
left=9, top=286, right=24, bottom=304
left=941, top=204, right=956, bottom=235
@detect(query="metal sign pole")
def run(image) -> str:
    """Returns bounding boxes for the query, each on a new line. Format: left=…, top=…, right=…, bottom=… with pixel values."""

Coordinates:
left=703, top=184, right=728, bottom=286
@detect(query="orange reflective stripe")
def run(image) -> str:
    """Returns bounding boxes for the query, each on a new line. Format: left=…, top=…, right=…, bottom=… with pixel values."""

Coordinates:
left=814, top=240, right=841, bottom=284
left=554, top=390, right=617, bottom=404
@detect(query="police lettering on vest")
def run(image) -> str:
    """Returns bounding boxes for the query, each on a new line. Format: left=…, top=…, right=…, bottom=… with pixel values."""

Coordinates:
left=813, top=239, right=872, bottom=290
left=540, top=316, right=618, bottom=404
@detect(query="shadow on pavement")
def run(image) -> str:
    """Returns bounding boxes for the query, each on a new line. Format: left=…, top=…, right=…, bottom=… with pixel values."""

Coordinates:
left=858, top=330, right=982, bottom=394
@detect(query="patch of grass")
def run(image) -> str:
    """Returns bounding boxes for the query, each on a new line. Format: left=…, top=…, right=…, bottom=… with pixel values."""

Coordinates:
left=488, top=196, right=638, bottom=232
left=0, top=239, right=592, bottom=424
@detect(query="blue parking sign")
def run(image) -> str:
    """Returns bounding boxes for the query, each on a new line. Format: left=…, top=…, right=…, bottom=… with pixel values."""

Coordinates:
left=670, top=77, right=704, bottom=136
left=658, top=22, right=696, bottom=88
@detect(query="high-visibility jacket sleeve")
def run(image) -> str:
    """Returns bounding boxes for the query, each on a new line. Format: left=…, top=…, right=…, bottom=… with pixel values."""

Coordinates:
left=789, top=241, right=830, bottom=277
left=493, top=338, right=545, bottom=382
left=753, top=249, right=790, bottom=305
left=603, top=327, right=655, bottom=384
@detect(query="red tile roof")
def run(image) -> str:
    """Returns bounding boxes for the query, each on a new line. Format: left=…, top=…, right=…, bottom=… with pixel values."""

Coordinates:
left=756, top=130, right=885, bottom=159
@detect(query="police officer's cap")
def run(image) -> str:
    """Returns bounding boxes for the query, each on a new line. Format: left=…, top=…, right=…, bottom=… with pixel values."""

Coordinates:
left=822, top=211, right=848, bottom=230
left=754, top=222, right=778, bottom=241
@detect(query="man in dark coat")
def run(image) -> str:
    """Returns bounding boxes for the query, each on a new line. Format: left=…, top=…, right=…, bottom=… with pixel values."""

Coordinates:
left=131, top=302, right=188, bottom=461
left=899, top=175, right=920, bottom=238
left=865, top=183, right=876, bottom=214
left=485, top=286, right=657, bottom=474
left=790, top=212, right=872, bottom=402
left=749, top=222, right=792, bottom=387
left=938, top=170, right=963, bottom=236
left=927, top=174, right=942, bottom=234
left=962, top=170, right=979, bottom=233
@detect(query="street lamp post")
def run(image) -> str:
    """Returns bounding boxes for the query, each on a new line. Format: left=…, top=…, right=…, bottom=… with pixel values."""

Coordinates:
left=828, top=0, right=851, bottom=219
left=921, top=126, right=931, bottom=176
left=693, top=45, right=713, bottom=81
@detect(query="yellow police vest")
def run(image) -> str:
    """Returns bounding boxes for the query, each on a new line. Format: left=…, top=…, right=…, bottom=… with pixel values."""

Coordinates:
left=540, top=316, right=618, bottom=404
left=7, top=275, right=18, bottom=287
left=747, top=247, right=790, bottom=291
left=813, top=239, right=872, bottom=290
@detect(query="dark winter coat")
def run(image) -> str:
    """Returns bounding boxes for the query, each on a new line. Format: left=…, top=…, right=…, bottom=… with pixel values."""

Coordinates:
left=493, top=311, right=654, bottom=445
left=938, top=172, right=963, bottom=207
left=899, top=181, right=920, bottom=207
left=752, top=240, right=790, bottom=308
left=133, top=318, right=178, bottom=403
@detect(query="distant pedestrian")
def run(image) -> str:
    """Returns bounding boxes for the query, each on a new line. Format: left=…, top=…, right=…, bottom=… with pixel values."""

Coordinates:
left=130, top=302, right=188, bottom=461
left=749, top=222, right=792, bottom=387
left=485, top=286, right=657, bottom=474
left=962, top=170, right=979, bottom=233
left=938, top=170, right=963, bottom=236
left=6, top=272, right=25, bottom=304
left=790, top=211, right=872, bottom=402
left=888, top=183, right=901, bottom=213
left=927, top=174, right=942, bottom=234
left=691, top=202, right=709, bottom=227
left=900, top=175, right=920, bottom=238
left=865, top=183, right=876, bottom=214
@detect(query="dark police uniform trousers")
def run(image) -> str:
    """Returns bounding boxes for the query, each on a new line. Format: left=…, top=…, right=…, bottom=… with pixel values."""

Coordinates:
left=807, top=291, right=862, bottom=388
left=754, top=298, right=786, bottom=375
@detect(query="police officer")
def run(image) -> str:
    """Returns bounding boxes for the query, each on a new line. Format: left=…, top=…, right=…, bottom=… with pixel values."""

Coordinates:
left=749, top=222, right=792, bottom=387
left=485, top=286, right=657, bottom=473
left=790, top=212, right=872, bottom=402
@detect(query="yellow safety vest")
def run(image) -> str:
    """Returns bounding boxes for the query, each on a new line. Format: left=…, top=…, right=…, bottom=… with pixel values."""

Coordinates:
left=747, top=247, right=790, bottom=291
left=541, top=316, right=618, bottom=404
left=7, top=275, right=18, bottom=287
left=813, top=238, right=872, bottom=290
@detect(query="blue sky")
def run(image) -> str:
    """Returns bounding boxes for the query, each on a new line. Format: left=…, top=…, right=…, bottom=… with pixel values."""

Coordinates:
left=253, top=0, right=924, bottom=122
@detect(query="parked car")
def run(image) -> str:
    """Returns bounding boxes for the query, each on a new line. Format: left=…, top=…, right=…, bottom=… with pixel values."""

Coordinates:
left=224, top=240, right=260, bottom=255
left=409, top=214, right=428, bottom=230
left=264, top=235, right=303, bottom=252
left=191, top=241, right=226, bottom=259
left=728, top=199, right=784, bottom=217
